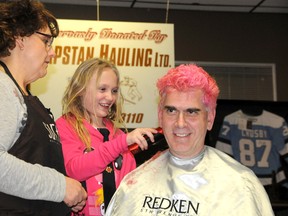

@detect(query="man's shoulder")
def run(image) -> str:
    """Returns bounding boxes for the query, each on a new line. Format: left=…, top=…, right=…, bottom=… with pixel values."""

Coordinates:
left=205, top=146, right=256, bottom=177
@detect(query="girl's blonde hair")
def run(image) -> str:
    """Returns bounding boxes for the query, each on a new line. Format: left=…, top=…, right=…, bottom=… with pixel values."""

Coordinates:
left=62, top=58, right=125, bottom=151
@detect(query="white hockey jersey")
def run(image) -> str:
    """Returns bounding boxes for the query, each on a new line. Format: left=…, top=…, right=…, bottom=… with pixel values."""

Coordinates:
left=216, top=109, right=288, bottom=186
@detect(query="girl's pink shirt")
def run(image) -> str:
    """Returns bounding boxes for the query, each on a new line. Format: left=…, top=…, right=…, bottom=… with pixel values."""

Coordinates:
left=56, top=116, right=136, bottom=215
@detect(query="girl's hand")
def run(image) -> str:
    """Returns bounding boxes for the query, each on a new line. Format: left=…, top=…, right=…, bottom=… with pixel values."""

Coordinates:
left=126, top=128, right=158, bottom=151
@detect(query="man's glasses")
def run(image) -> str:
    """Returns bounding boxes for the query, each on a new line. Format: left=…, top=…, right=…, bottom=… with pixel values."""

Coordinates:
left=35, top=31, right=54, bottom=49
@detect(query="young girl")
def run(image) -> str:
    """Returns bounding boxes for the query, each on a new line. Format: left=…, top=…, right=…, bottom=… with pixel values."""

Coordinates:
left=56, top=58, right=156, bottom=215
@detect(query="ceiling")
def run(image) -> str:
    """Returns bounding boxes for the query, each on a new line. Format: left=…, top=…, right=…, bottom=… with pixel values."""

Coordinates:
left=40, top=0, right=288, bottom=14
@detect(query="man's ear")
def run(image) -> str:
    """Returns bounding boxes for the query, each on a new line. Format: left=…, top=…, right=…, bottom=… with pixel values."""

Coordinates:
left=207, top=109, right=216, bottom=131
left=158, top=109, right=163, bottom=128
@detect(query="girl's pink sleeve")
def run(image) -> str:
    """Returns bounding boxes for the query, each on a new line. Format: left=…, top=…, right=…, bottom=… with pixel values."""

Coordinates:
left=56, top=117, right=128, bottom=181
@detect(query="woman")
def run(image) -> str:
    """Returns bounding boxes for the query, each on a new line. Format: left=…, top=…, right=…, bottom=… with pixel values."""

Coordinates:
left=0, top=0, right=86, bottom=215
left=56, top=58, right=157, bottom=215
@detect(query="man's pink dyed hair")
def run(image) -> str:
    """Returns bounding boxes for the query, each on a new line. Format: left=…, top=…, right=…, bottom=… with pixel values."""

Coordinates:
left=157, top=64, right=220, bottom=111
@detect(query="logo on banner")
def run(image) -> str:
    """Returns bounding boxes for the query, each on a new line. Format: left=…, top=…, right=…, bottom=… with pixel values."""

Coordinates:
left=121, top=76, right=142, bottom=104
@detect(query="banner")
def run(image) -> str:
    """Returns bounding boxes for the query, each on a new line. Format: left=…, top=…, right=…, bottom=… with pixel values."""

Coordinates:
left=31, top=20, right=175, bottom=128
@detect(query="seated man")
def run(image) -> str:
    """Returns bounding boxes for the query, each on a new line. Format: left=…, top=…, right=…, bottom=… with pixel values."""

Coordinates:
left=105, top=64, right=274, bottom=216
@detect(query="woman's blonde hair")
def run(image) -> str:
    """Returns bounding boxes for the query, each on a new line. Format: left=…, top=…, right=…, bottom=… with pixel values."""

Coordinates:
left=62, top=58, right=125, bottom=151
